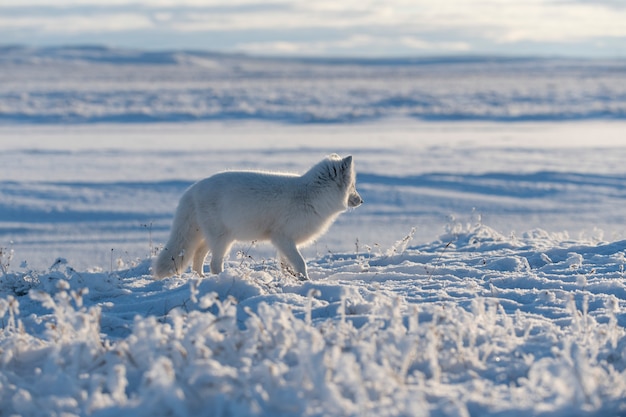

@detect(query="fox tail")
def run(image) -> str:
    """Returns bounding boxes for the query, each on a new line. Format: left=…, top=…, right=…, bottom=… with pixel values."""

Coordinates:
left=152, top=192, right=200, bottom=279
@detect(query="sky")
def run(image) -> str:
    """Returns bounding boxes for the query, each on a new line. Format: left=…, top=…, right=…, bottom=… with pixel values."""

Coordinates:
left=2, top=0, right=626, bottom=58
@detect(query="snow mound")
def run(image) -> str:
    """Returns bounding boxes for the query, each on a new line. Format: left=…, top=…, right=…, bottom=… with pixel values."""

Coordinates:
left=1, top=225, right=625, bottom=416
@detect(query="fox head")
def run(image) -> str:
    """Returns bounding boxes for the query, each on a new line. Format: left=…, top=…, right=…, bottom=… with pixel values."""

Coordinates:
left=325, top=154, right=363, bottom=209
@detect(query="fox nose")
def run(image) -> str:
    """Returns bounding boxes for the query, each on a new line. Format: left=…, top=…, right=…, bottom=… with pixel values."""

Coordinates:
left=349, top=194, right=363, bottom=207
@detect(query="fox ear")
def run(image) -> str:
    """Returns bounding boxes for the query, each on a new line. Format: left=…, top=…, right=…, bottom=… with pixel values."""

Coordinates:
left=341, top=155, right=352, bottom=169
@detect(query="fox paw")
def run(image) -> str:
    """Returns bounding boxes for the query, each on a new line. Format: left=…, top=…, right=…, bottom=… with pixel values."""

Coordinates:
left=280, top=262, right=309, bottom=281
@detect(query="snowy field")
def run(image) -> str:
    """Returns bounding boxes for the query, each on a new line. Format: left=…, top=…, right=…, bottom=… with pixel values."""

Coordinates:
left=1, top=47, right=626, bottom=416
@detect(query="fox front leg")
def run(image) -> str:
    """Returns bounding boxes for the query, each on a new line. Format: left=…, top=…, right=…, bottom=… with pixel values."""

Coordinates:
left=271, top=235, right=309, bottom=280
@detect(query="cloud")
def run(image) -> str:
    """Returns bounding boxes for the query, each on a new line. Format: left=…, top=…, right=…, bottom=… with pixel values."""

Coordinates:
left=1, top=0, right=626, bottom=56
left=236, top=34, right=472, bottom=56
left=0, top=13, right=154, bottom=33
left=499, top=5, right=626, bottom=42
left=400, top=37, right=471, bottom=52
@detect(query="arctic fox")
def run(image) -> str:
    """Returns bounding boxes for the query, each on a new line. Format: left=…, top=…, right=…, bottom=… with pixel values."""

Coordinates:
left=152, top=154, right=362, bottom=280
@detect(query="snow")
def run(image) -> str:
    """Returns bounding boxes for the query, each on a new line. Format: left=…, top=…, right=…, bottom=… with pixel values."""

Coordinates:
left=2, top=120, right=626, bottom=272
left=1, top=47, right=626, bottom=416
left=2, top=46, right=626, bottom=124
left=2, top=224, right=625, bottom=416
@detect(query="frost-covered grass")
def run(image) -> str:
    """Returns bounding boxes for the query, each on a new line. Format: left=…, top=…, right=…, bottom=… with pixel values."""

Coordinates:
left=1, top=224, right=625, bottom=416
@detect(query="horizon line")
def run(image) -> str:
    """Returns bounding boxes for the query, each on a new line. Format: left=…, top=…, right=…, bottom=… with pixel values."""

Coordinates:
left=3, top=43, right=625, bottom=63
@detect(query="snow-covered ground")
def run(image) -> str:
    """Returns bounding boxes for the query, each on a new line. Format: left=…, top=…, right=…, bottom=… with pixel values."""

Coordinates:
left=2, top=120, right=626, bottom=272
left=1, top=47, right=626, bottom=416
left=2, top=46, right=626, bottom=124
left=2, top=223, right=626, bottom=416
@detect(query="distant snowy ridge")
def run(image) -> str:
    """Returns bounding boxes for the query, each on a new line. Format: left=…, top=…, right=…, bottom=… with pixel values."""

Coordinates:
left=2, top=46, right=626, bottom=124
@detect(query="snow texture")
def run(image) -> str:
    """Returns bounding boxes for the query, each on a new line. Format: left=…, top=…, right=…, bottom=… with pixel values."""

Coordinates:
left=1, top=225, right=625, bottom=416
left=2, top=46, right=626, bottom=124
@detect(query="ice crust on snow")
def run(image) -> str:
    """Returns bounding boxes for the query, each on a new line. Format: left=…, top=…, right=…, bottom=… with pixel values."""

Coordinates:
left=1, top=224, right=625, bottom=416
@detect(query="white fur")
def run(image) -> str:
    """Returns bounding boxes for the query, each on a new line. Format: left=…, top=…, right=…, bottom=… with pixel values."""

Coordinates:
left=152, top=154, right=362, bottom=280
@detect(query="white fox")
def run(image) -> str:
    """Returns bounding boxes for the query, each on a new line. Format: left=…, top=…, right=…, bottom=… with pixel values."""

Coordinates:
left=152, top=154, right=362, bottom=280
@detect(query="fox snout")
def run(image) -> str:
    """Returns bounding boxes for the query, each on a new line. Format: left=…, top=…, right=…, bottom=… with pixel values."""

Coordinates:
left=348, top=191, right=363, bottom=208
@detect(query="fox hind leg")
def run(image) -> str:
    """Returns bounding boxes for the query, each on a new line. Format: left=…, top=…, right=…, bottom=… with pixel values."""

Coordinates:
left=208, top=236, right=233, bottom=275
left=192, top=240, right=209, bottom=277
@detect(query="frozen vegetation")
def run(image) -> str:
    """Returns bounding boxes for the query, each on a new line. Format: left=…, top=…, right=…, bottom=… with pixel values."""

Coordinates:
left=1, top=224, right=625, bottom=416
left=0, top=47, right=625, bottom=416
